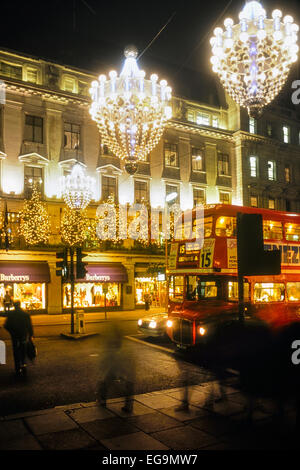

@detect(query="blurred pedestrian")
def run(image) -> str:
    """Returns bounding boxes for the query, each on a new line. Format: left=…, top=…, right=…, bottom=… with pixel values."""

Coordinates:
left=144, top=293, right=151, bottom=311
left=97, top=321, right=135, bottom=412
left=4, top=290, right=12, bottom=314
left=4, top=300, right=34, bottom=377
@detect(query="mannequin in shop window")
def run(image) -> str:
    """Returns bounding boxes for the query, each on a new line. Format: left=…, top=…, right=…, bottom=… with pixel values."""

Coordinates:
left=4, top=290, right=13, bottom=313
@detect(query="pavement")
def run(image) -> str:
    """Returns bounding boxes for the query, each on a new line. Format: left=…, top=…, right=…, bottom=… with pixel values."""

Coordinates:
left=0, top=377, right=299, bottom=450
left=0, top=307, right=165, bottom=328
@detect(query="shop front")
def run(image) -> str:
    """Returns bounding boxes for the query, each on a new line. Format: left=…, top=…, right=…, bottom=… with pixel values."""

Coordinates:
left=62, top=263, right=128, bottom=311
left=0, top=261, right=50, bottom=313
left=135, top=265, right=167, bottom=308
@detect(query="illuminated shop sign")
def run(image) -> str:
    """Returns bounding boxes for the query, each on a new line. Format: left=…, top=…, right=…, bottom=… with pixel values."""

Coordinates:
left=85, top=274, right=111, bottom=282
left=0, top=274, right=30, bottom=282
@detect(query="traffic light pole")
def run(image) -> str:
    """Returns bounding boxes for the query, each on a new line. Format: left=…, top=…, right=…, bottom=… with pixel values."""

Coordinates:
left=70, top=247, right=75, bottom=334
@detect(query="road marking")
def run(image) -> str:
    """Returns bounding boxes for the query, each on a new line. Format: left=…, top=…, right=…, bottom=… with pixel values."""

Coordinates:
left=125, top=335, right=174, bottom=354
left=89, top=354, right=99, bottom=357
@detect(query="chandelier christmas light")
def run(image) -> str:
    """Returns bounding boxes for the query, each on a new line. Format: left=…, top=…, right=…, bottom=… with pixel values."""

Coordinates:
left=210, top=0, right=299, bottom=117
left=89, top=45, right=172, bottom=174
left=61, top=164, right=95, bottom=210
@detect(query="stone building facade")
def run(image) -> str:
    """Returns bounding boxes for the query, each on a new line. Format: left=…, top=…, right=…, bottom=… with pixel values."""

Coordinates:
left=0, top=47, right=299, bottom=314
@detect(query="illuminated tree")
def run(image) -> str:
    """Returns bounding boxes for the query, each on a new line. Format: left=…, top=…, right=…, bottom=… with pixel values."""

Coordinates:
left=19, top=186, right=50, bottom=245
left=61, top=207, right=88, bottom=247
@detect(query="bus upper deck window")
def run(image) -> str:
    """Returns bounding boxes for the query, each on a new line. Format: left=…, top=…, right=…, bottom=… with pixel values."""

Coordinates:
left=287, top=283, right=300, bottom=301
left=263, top=221, right=283, bottom=240
left=254, top=283, right=285, bottom=302
left=192, top=216, right=212, bottom=239
left=285, top=223, right=300, bottom=242
left=215, top=217, right=236, bottom=237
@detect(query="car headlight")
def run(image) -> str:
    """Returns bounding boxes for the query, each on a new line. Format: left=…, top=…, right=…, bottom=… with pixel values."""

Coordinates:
left=199, top=327, right=206, bottom=336
left=149, top=321, right=157, bottom=329
left=138, top=319, right=143, bottom=326
left=166, top=320, right=173, bottom=328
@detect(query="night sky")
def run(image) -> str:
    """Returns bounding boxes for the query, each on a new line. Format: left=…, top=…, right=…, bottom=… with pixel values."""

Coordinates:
left=1, top=0, right=300, bottom=103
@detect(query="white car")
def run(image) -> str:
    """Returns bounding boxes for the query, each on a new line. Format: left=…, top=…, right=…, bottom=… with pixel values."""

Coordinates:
left=137, top=312, right=172, bottom=337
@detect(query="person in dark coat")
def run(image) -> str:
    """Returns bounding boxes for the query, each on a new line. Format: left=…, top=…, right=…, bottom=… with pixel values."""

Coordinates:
left=4, top=301, right=34, bottom=377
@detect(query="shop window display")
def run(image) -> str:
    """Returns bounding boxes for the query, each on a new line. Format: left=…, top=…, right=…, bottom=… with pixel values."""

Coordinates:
left=0, top=283, right=46, bottom=311
left=135, top=277, right=167, bottom=307
left=63, top=282, right=120, bottom=308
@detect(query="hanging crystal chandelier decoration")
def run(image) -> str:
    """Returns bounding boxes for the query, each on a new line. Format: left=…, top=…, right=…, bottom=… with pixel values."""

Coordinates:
left=210, top=1, right=299, bottom=117
left=61, top=163, right=95, bottom=210
left=89, top=45, right=172, bottom=174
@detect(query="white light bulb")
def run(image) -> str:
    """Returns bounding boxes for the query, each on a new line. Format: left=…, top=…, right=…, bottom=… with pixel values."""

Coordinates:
left=272, top=9, right=282, bottom=19
left=284, top=15, right=293, bottom=24
left=210, top=37, right=217, bottom=46
left=224, top=18, right=233, bottom=28
left=214, top=27, right=223, bottom=36
left=257, top=30, right=266, bottom=41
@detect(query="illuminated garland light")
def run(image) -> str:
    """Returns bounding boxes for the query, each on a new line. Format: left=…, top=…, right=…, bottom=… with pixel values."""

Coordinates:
left=19, top=186, right=50, bottom=245
left=61, top=207, right=88, bottom=247
left=61, top=164, right=95, bottom=210
left=210, top=1, right=299, bottom=117
left=89, top=46, right=172, bottom=174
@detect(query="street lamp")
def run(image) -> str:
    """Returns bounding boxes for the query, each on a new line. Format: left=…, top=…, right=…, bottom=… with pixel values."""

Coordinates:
left=89, top=46, right=173, bottom=174
left=210, top=0, right=299, bottom=117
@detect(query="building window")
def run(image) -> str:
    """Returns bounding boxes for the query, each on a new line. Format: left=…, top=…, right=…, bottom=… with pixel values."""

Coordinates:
left=193, top=188, right=205, bottom=207
left=187, top=110, right=195, bottom=122
left=249, top=117, right=257, bottom=134
left=0, top=62, right=22, bottom=80
left=267, top=161, right=276, bottom=181
left=283, top=125, right=290, bottom=144
left=166, top=184, right=179, bottom=205
left=268, top=197, right=275, bottom=210
left=27, top=68, right=38, bottom=84
left=219, top=191, right=230, bottom=204
left=64, top=77, right=76, bottom=93
left=218, top=153, right=230, bottom=176
left=101, top=175, right=117, bottom=202
left=250, top=195, right=258, bottom=207
left=24, top=166, right=43, bottom=197
left=249, top=156, right=258, bottom=177
left=266, top=123, right=273, bottom=137
left=191, top=148, right=204, bottom=171
left=285, top=165, right=291, bottom=183
left=212, top=116, right=219, bottom=128
left=196, top=113, right=210, bottom=126
left=24, top=115, right=43, bottom=143
left=64, top=123, right=80, bottom=150
left=164, top=143, right=178, bottom=167
left=134, top=180, right=148, bottom=204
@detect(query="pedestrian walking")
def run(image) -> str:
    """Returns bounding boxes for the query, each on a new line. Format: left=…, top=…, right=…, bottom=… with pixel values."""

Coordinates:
left=97, top=321, right=135, bottom=412
left=4, top=290, right=12, bottom=314
left=4, top=300, right=34, bottom=377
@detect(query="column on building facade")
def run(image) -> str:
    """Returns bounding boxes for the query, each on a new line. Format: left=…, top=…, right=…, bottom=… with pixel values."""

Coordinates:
left=204, top=142, right=218, bottom=204
left=47, top=262, right=62, bottom=314
left=2, top=100, right=23, bottom=195
left=45, top=108, right=62, bottom=199
left=178, top=135, right=192, bottom=210
left=232, top=134, right=244, bottom=206
left=122, top=260, right=135, bottom=310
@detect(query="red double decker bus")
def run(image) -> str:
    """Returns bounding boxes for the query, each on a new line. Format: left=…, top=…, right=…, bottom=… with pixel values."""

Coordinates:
left=167, top=204, right=300, bottom=348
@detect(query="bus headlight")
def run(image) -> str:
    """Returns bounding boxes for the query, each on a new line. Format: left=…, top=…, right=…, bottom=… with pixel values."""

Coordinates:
left=138, top=319, right=143, bottom=326
left=149, top=321, right=157, bottom=329
left=166, top=320, right=173, bottom=328
left=199, top=327, right=206, bottom=336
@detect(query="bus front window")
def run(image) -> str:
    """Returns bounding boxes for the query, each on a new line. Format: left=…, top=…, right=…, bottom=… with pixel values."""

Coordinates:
left=169, top=276, right=184, bottom=301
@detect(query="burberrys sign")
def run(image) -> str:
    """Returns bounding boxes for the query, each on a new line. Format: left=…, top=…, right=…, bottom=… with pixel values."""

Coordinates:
left=85, top=274, right=110, bottom=282
left=0, top=274, right=30, bottom=282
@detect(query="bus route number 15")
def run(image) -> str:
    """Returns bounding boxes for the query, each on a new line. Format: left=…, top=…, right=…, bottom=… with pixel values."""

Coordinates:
left=200, top=251, right=212, bottom=268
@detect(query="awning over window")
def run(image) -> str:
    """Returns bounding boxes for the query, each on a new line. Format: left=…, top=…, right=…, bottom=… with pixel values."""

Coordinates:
left=76, top=264, right=128, bottom=283
left=0, top=262, right=50, bottom=283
